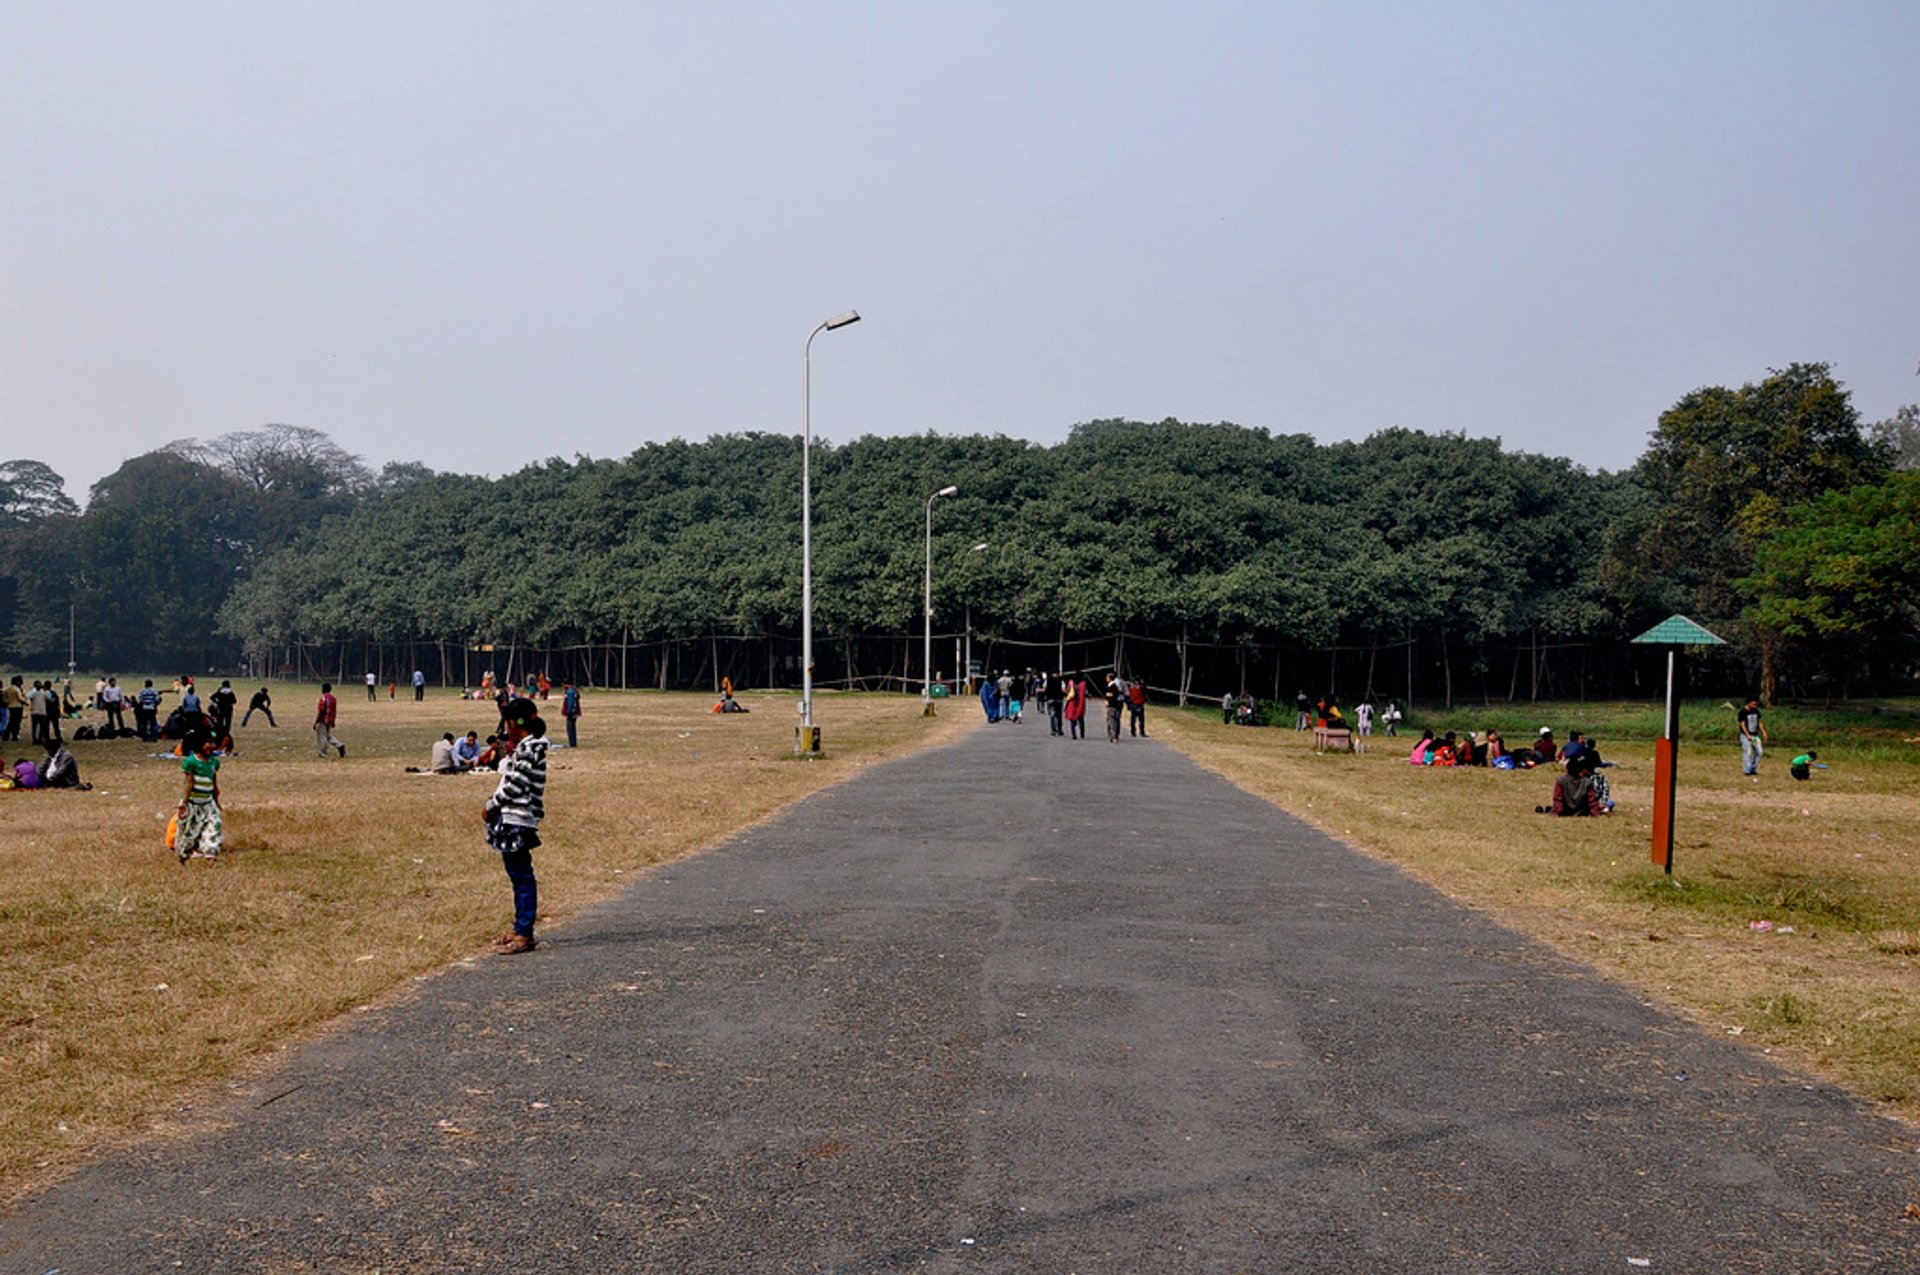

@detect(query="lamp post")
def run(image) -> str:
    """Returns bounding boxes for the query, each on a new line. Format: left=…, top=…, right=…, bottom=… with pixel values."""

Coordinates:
left=921, top=485, right=958, bottom=714
left=800, top=309, right=860, bottom=754
left=962, top=542, right=987, bottom=696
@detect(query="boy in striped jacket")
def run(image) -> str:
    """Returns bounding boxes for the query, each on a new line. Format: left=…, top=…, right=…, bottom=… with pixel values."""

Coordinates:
left=484, top=698, right=549, bottom=954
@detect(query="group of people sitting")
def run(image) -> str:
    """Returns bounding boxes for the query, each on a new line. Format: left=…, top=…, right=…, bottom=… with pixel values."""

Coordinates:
left=1408, top=726, right=1601, bottom=770
left=1, top=738, right=88, bottom=790
left=410, top=730, right=510, bottom=774
left=1407, top=725, right=1616, bottom=816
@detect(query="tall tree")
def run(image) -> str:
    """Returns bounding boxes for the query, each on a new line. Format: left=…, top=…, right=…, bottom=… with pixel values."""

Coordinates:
left=1605, top=363, right=1888, bottom=700
left=1741, top=471, right=1920, bottom=646
left=1867, top=404, right=1920, bottom=471
left=0, top=459, right=80, bottom=525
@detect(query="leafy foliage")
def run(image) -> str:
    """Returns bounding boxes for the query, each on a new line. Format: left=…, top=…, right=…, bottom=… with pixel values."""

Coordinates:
left=0, top=378, right=1908, bottom=699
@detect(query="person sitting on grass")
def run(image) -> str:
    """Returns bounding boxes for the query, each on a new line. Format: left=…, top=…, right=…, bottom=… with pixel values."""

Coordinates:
left=454, top=730, right=482, bottom=770
left=1791, top=750, right=1825, bottom=781
left=407, top=733, right=460, bottom=775
left=1409, top=728, right=1435, bottom=765
left=1532, top=727, right=1557, bottom=766
left=1536, top=756, right=1607, bottom=816
left=475, top=735, right=506, bottom=771
left=41, top=739, right=90, bottom=790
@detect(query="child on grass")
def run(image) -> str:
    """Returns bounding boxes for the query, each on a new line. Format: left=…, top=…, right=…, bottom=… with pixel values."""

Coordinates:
left=176, top=730, right=222, bottom=862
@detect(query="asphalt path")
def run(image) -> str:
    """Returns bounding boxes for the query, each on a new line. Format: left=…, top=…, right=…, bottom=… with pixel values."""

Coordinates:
left=5, top=718, right=1917, bottom=1272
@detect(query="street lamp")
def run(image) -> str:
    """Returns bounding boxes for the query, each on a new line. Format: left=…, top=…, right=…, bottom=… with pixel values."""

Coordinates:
left=800, top=309, right=860, bottom=754
left=962, top=542, right=987, bottom=698
left=922, top=485, right=958, bottom=715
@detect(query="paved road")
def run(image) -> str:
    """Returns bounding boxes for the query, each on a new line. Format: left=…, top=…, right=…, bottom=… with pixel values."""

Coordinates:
left=5, top=722, right=1917, bottom=1272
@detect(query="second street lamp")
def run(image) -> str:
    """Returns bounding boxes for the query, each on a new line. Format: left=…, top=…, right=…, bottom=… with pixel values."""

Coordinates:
left=800, top=309, right=861, bottom=755
left=922, top=485, right=958, bottom=715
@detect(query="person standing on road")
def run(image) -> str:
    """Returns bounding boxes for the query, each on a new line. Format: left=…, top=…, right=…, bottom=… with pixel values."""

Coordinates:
left=561, top=680, right=582, bottom=748
left=1065, top=674, right=1087, bottom=740
left=485, top=698, right=549, bottom=955
left=1737, top=697, right=1768, bottom=778
left=1044, top=671, right=1065, bottom=736
left=314, top=682, right=345, bottom=759
left=995, top=671, right=1013, bottom=724
left=1103, top=672, right=1124, bottom=743
left=1127, top=677, right=1148, bottom=737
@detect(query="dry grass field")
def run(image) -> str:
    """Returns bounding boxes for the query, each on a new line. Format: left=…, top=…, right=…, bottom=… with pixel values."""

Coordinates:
left=1158, top=700, right=1920, bottom=1123
left=10, top=684, right=1919, bottom=1206
left=0, top=685, right=971, bottom=1202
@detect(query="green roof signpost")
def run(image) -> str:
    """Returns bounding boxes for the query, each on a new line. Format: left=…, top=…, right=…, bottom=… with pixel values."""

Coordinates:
left=1631, top=615, right=1727, bottom=875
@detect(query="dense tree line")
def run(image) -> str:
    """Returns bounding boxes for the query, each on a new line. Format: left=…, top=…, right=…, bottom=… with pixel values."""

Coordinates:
left=2, top=367, right=1914, bottom=703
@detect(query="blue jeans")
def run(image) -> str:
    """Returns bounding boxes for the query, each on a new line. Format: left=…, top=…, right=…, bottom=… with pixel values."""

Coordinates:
left=1741, top=734, right=1763, bottom=775
left=566, top=715, right=578, bottom=748
left=501, top=848, right=538, bottom=938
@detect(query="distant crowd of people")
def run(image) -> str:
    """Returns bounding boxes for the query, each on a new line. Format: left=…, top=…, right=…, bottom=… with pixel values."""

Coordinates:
left=975, top=669, right=1149, bottom=743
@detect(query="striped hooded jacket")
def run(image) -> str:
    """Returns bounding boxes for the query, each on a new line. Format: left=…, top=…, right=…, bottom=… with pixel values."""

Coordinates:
left=486, top=735, right=548, bottom=829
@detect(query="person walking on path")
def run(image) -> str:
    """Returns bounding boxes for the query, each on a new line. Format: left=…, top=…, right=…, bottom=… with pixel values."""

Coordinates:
left=485, top=699, right=549, bottom=955
left=1044, top=672, right=1065, bottom=736
left=1064, top=675, right=1087, bottom=739
left=995, top=671, right=1013, bottom=724
left=314, top=683, right=345, bottom=759
left=1103, top=673, right=1124, bottom=743
left=1738, top=697, right=1768, bottom=778
left=242, top=687, right=276, bottom=728
left=412, top=668, right=426, bottom=702
left=561, top=681, right=582, bottom=748
left=174, top=730, right=223, bottom=861
left=1127, top=677, right=1148, bottom=737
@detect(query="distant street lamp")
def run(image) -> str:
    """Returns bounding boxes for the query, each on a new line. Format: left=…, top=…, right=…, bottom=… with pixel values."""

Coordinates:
left=962, top=542, right=987, bottom=697
left=800, top=309, right=861, bottom=754
left=922, top=485, right=958, bottom=714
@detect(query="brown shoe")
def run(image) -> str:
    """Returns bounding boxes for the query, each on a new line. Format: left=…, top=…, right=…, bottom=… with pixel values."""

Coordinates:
left=492, top=931, right=518, bottom=947
left=497, top=933, right=536, bottom=955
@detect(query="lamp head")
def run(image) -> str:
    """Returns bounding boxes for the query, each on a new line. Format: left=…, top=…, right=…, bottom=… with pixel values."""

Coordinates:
left=824, top=310, right=861, bottom=330
left=936, top=485, right=958, bottom=498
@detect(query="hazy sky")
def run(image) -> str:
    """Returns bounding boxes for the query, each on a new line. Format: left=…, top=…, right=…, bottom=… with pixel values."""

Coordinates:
left=4, top=2, right=1916, bottom=502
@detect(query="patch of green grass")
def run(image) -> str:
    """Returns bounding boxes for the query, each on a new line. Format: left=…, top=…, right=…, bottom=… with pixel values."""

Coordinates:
left=1621, top=871, right=1876, bottom=930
